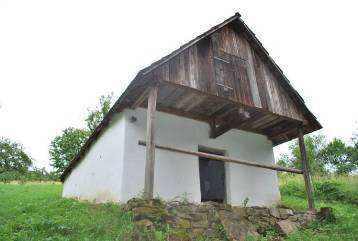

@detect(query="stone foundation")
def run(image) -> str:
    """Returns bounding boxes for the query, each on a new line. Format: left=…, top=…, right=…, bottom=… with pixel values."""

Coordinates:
left=124, top=198, right=328, bottom=240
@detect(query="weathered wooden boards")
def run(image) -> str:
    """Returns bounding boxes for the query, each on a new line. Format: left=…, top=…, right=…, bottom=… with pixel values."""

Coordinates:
left=144, top=86, right=158, bottom=199
left=151, top=24, right=305, bottom=123
left=121, top=17, right=322, bottom=145
left=298, top=127, right=315, bottom=210
left=138, top=140, right=303, bottom=174
left=128, top=80, right=302, bottom=144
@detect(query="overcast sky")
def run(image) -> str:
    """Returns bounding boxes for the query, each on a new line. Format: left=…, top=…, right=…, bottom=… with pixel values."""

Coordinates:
left=0, top=0, right=357, bottom=170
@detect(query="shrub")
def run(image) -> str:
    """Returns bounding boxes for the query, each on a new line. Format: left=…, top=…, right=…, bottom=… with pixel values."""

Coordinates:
left=279, top=174, right=358, bottom=205
left=314, top=180, right=345, bottom=201
left=0, top=170, right=58, bottom=183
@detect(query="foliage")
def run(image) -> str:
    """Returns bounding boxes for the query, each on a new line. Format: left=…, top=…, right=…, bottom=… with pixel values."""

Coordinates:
left=346, top=133, right=358, bottom=172
left=0, top=168, right=58, bottom=183
left=85, top=93, right=113, bottom=132
left=320, top=138, right=357, bottom=175
left=0, top=137, right=33, bottom=173
left=49, top=93, right=113, bottom=175
left=278, top=133, right=358, bottom=175
left=1, top=176, right=357, bottom=240
left=278, top=134, right=327, bottom=175
left=279, top=175, right=358, bottom=241
left=0, top=137, right=57, bottom=182
left=279, top=174, right=358, bottom=205
left=49, top=128, right=90, bottom=176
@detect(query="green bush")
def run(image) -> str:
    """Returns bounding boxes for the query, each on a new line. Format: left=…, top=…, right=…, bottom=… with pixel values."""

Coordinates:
left=279, top=174, right=358, bottom=205
left=314, top=180, right=345, bottom=201
left=0, top=170, right=58, bottom=183
left=0, top=170, right=21, bottom=183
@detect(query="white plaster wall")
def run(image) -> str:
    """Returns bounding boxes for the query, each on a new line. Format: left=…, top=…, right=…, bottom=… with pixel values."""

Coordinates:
left=121, top=108, right=281, bottom=206
left=63, top=107, right=280, bottom=206
left=62, top=112, right=126, bottom=203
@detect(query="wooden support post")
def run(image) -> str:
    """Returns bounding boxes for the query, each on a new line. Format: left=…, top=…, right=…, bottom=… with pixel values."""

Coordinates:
left=144, top=86, right=158, bottom=199
left=298, top=126, right=315, bottom=210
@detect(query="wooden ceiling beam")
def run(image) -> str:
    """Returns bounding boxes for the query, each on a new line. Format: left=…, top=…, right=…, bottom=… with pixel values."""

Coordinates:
left=156, top=105, right=212, bottom=124
left=174, top=92, right=197, bottom=109
left=210, top=121, right=233, bottom=139
left=207, top=102, right=230, bottom=116
left=184, top=95, right=207, bottom=112
left=130, top=88, right=149, bottom=109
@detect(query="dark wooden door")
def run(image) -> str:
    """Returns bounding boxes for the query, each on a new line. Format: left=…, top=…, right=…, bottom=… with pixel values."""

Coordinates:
left=199, top=156, right=226, bottom=203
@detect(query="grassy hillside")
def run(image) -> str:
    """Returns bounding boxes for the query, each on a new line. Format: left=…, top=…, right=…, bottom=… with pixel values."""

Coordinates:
left=278, top=175, right=358, bottom=241
left=0, top=184, right=134, bottom=240
left=0, top=176, right=357, bottom=240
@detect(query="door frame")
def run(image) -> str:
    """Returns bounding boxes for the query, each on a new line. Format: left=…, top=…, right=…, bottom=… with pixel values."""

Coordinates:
left=198, top=145, right=228, bottom=204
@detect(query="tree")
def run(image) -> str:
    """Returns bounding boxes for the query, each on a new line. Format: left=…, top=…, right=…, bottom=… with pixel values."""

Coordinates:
left=49, top=93, right=113, bottom=175
left=278, top=132, right=358, bottom=175
left=85, top=93, right=113, bottom=132
left=0, top=137, right=33, bottom=173
left=345, top=134, right=358, bottom=174
left=319, top=138, right=353, bottom=175
left=349, top=133, right=358, bottom=158
left=49, top=128, right=89, bottom=175
left=278, top=134, right=328, bottom=175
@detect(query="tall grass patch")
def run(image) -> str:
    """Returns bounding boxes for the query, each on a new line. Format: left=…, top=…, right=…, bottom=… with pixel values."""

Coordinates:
left=279, top=174, right=358, bottom=205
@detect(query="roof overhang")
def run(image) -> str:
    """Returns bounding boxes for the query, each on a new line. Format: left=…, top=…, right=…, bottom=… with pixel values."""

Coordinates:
left=60, top=13, right=321, bottom=182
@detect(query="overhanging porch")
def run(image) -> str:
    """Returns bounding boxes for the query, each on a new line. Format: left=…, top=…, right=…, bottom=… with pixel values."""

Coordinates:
left=131, top=81, right=315, bottom=210
left=126, top=80, right=312, bottom=145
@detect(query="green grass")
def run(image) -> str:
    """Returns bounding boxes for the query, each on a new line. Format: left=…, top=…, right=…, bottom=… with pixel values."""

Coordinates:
left=0, top=183, right=134, bottom=240
left=279, top=175, right=358, bottom=205
left=282, top=197, right=357, bottom=241
left=0, top=176, right=357, bottom=240
left=279, top=175, right=358, bottom=241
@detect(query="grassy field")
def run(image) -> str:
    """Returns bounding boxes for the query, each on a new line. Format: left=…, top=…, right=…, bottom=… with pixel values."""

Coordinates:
left=279, top=175, right=358, bottom=241
left=0, top=176, right=357, bottom=241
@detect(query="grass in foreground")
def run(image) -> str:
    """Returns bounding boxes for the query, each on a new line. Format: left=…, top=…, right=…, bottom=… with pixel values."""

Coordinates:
left=0, top=184, right=133, bottom=240
left=279, top=175, right=358, bottom=241
left=0, top=175, right=357, bottom=240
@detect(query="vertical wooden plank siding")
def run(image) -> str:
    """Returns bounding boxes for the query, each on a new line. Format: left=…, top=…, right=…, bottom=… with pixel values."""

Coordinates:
left=252, top=52, right=271, bottom=110
left=197, top=38, right=216, bottom=94
left=144, top=86, right=158, bottom=199
left=245, top=42, right=262, bottom=108
left=151, top=24, right=306, bottom=123
left=298, top=127, right=315, bottom=210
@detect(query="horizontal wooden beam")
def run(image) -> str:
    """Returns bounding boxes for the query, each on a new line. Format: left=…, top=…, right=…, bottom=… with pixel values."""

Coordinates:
left=156, top=106, right=212, bottom=123
left=138, top=140, right=303, bottom=174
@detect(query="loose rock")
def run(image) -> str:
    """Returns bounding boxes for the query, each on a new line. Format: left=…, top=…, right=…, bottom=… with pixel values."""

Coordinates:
left=276, top=219, right=299, bottom=235
left=279, top=208, right=294, bottom=219
left=269, top=207, right=281, bottom=219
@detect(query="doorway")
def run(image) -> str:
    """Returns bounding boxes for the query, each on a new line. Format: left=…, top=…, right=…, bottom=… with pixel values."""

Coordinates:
left=198, top=147, right=226, bottom=203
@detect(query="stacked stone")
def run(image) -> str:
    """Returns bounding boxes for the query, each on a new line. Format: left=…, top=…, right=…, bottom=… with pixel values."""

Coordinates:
left=125, top=198, right=326, bottom=240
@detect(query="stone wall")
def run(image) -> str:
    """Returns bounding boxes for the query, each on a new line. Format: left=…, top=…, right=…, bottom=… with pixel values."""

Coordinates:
left=124, top=198, right=327, bottom=241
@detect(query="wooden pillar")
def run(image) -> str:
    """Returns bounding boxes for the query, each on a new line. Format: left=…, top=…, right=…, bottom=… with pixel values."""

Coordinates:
left=144, top=86, right=158, bottom=199
left=298, top=126, right=315, bottom=210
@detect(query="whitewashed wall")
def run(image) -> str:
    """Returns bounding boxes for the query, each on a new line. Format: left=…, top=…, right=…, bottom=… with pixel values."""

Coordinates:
left=63, top=108, right=281, bottom=206
left=62, top=113, right=126, bottom=202
left=120, top=108, right=281, bottom=206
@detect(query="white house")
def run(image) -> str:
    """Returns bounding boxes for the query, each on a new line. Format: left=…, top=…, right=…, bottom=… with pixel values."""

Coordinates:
left=61, top=13, right=321, bottom=208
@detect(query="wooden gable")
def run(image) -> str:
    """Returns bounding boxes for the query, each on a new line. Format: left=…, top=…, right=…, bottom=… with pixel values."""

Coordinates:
left=151, top=23, right=306, bottom=123
left=61, top=14, right=322, bottom=182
